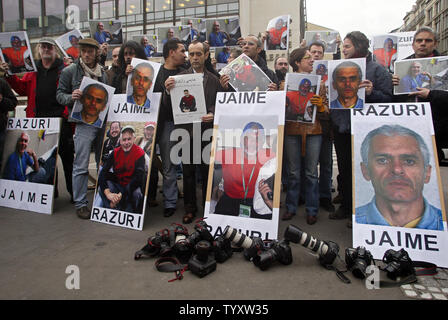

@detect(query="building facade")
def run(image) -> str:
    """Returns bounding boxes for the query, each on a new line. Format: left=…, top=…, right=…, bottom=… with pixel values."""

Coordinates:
left=400, top=0, right=448, bottom=55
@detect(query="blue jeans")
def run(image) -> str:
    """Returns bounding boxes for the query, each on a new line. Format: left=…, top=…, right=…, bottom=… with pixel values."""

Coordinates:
left=285, top=134, right=322, bottom=216
left=318, top=135, right=333, bottom=200
left=72, top=123, right=104, bottom=209
left=158, top=121, right=178, bottom=209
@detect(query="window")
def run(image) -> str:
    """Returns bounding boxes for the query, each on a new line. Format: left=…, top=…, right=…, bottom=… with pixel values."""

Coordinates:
left=23, top=0, right=42, bottom=37
left=45, top=0, right=66, bottom=35
left=2, top=0, right=20, bottom=31
left=427, top=7, right=433, bottom=21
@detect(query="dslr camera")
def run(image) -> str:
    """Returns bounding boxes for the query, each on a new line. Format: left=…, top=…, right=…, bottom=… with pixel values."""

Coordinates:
left=345, top=246, right=374, bottom=279
left=223, top=225, right=265, bottom=261
left=252, top=239, right=293, bottom=271
left=188, top=240, right=217, bottom=278
left=382, top=248, right=415, bottom=280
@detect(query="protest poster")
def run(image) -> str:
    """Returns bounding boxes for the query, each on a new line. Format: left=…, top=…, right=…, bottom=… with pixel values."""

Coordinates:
left=312, top=60, right=329, bottom=101
left=0, top=31, right=36, bottom=75
left=181, top=17, right=207, bottom=42
left=70, top=77, right=116, bottom=128
left=0, top=118, right=60, bottom=214
left=304, top=30, right=340, bottom=54
left=89, top=19, right=123, bottom=45
left=372, top=34, right=398, bottom=73
left=204, top=91, right=286, bottom=240
left=157, top=26, right=191, bottom=52
left=206, top=17, right=241, bottom=47
left=285, top=73, right=321, bottom=123
left=126, top=58, right=161, bottom=108
left=55, top=29, right=84, bottom=60
left=170, top=73, right=207, bottom=125
left=131, top=34, right=158, bottom=56
left=328, top=58, right=366, bottom=109
left=392, top=31, right=415, bottom=61
left=352, top=103, right=447, bottom=267
left=394, top=56, right=448, bottom=95
left=219, top=53, right=272, bottom=92
left=265, top=15, right=290, bottom=51
left=91, top=93, right=161, bottom=231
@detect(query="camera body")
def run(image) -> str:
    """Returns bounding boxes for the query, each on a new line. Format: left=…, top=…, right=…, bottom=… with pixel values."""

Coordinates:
left=188, top=241, right=217, bottom=278
left=345, top=246, right=374, bottom=279
left=212, top=236, right=233, bottom=263
left=382, top=249, right=415, bottom=280
left=252, top=240, right=293, bottom=271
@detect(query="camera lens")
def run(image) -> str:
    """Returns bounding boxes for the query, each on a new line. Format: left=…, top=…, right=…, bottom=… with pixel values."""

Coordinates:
left=223, top=226, right=253, bottom=249
left=195, top=241, right=211, bottom=263
left=253, top=249, right=276, bottom=271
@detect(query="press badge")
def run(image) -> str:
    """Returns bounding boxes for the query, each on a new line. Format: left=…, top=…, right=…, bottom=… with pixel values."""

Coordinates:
left=239, top=204, right=251, bottom=218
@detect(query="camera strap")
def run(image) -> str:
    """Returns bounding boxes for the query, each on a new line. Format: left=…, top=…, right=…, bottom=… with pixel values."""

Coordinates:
left=323, top=255, right=351, bottom=284
left=378, top=261, right=437, bottom=288
left=154, top=257, right=189, bottom=282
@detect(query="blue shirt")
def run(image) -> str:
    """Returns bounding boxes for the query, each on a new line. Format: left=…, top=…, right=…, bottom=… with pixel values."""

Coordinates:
left=94, top=31, right=109, bottom=44
left=209, top=32, right=226, bottom=47
left=144, top=45, right=154, bottom=58
left=127, top=95, right=151, bottom=109
left=356, top=197, right=444, bottom=231
left=217, top=51, right=230, bottom=63
left=401, top=73, right=430, bottom=92
left=3, top=151, right=34, bottom=181
left=72, top=111, right=103, bottom=128
left=330, top=97, right=364, bottom=109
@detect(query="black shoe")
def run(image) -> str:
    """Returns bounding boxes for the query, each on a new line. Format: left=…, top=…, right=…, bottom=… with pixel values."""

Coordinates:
left=329, top=207, right=350, bottom=220
left=332, top=193, right=342, bottom=204
left=320, top=198, right=336, bottom=213
left=76, top=206, right=91, bottom=220
left=164, top=207, right=176, bottom=217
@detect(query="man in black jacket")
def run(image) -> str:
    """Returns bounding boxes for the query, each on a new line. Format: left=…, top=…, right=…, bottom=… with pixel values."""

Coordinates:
left=166, top=40, right=222, bottom=224
left=392, top=26, right=448, bottom=163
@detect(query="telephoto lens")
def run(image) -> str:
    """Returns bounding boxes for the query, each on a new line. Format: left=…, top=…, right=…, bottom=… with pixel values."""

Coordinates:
left=284, top=224, right=339, bottom=267
left=223, top=225, right=264, bottom=261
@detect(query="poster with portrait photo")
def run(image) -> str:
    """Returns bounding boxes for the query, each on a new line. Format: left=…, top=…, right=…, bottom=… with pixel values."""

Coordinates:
left=156, top=26, right=191, bottom=52
left=91, top=93, right=161, bottom=231
left=219, top=53, right=272, bottom=92
left=285, top=73, right=320, bottom=124
left=313, top=60, right=329, bottom=101
left=132, top=34, right=158, bottom=56
left=372, top=34, right=398, bottom=74
left=328, top=58, right=366, bottom=109
left=304, top=30, right=340, bottom=54
left=89, top=19, right=123, bottom=45
left=70, top=77, right=116, bottom=128
left=170, top=73, right=207, bottom=125
left=352, top=103, right=447, bottom=267
left=55, top=29, right=84, bottom=60
left=0, top=31, right=36, bottom=75
left=181, top=17, right=207, bottom=42
left=206, top=17, right=241, bottom=47
left=213, top=46, right=236, bottom=70
left=394, top=56, right=448, bottom=95
left=0, top=118, right=60, bottom=215
left=126, top=58, right=161, bottom=108
left=390, top=31, right=415, bottom=61
left=265, top=15, right=290, bottom=51
left=204, top=91, right=286, bottom=240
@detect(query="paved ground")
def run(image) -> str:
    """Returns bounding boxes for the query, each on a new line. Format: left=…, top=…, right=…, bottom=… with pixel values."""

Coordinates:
left=1, top=159, right=447, bottom=301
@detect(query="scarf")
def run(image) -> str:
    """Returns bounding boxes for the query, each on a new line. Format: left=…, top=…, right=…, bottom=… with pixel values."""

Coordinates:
left=79, top=58, right=103, bottom=79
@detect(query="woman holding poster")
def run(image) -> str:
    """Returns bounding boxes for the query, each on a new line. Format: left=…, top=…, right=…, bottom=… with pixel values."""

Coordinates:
left=282, top=47, right=326, bottom=225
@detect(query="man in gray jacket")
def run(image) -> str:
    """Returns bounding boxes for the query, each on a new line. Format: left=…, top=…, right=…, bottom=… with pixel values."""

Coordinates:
left=56, top=38, right=108, bottom=219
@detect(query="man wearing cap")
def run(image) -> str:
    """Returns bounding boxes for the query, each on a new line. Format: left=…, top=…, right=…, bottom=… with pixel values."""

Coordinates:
left=2, top=35, right=28, bottom=73
left=2, top=37, right=74, bottom=201
left=98, top=125, right=145, bottom=213
left=57, top=37, right=108, bottom=219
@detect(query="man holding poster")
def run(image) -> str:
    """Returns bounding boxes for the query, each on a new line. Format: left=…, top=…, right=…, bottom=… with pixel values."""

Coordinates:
left=356, top=124, right=444, bottom=231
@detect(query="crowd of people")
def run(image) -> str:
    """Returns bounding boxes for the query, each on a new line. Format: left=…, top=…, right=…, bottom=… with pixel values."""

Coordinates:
left=0, top=24, right=446, bottom=230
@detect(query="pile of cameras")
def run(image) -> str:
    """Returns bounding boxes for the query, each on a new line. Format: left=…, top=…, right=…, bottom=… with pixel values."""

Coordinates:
left=135, top=219, right=417, bottom=282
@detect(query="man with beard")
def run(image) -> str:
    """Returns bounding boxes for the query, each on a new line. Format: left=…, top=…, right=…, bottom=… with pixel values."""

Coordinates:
left=101, top=121, right=121, bottom=164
